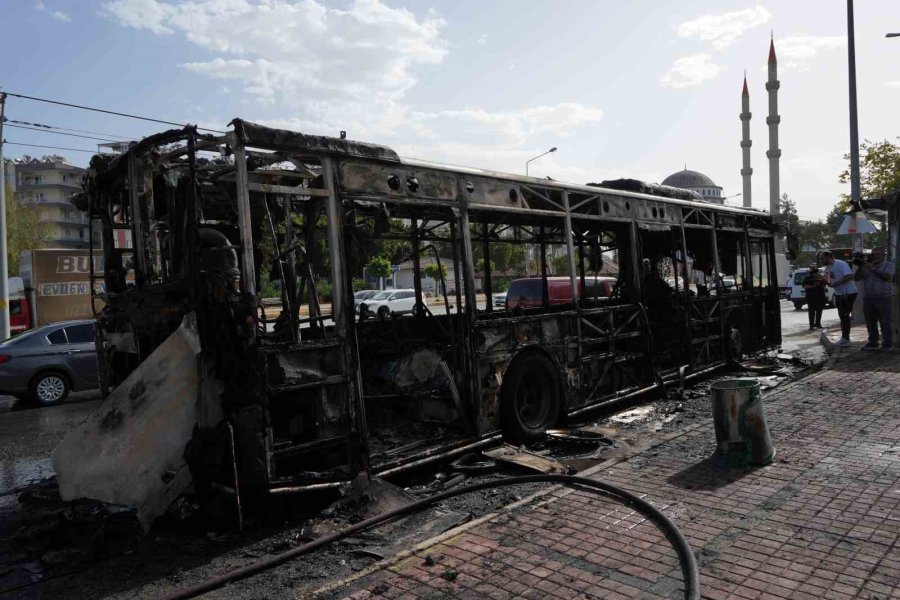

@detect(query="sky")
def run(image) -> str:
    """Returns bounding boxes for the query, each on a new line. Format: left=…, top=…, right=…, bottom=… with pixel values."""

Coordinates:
left=3, top=0, right=900, bottom=221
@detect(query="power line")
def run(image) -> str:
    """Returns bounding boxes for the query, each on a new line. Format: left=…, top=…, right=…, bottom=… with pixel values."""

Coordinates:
left=5, top=141, right=98, bottom=154
left=2, top=91, right=226, bottom=134
left=6, top=123, right=121, bottom=143
left=4, top=118, right=133, bottom=140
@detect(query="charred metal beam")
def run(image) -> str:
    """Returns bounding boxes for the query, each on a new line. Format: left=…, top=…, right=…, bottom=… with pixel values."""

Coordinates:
left=230, top=119, right=401, bottom=163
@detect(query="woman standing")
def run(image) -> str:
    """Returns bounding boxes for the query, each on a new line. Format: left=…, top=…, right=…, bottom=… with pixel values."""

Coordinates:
left=802, top=267, right=827, bottom=330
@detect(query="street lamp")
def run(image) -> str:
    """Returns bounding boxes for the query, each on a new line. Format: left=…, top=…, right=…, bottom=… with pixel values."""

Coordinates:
left=886, top=33, right=900, bottom=37
left=525, top=147, right=557, bottom=176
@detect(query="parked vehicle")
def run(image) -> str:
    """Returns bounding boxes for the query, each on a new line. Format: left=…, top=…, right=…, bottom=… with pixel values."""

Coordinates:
left=506, top=276, right=616, bottom=310
left=358, top=288, right=417, bottom=319
left=492, top=291, right=507, bottom=307
left=781, top=273, right=792, bottom=300
left=789, top=268, right=835, bottom=310
left=0, top=320, right=98, bottom=405
left=353, top=289, right=378, bottom=312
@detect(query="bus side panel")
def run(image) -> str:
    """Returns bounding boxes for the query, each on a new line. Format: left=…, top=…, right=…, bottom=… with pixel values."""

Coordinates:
left=472, top=312, right=578, bottom=436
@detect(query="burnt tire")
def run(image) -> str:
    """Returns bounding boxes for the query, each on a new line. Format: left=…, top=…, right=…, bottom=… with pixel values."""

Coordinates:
left=29, top=371, right=70, bottom=406
left=500, top=353, right=561, bottom=445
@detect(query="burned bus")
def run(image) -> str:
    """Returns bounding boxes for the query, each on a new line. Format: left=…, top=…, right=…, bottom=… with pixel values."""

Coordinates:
left=55, top=121, right=781, bottom=525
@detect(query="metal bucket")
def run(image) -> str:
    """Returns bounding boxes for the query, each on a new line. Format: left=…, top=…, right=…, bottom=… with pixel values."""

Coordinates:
left=710, top=379, right=775, bottom=467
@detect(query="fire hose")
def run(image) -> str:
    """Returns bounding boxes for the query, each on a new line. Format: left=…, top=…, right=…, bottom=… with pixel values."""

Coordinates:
left=162, top=474, right=700, bottom=600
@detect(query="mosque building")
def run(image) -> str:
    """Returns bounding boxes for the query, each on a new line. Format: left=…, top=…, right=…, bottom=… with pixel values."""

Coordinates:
left=659, top=36, right=781, bottom=215
left=661, top=168, right=725, bottom=203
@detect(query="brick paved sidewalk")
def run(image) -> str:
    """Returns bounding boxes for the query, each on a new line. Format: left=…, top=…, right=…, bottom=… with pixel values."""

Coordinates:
left=314, top=332, right=900, bottom=600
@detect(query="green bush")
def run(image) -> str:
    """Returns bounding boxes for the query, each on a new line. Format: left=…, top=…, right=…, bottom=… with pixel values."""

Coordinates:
left=316, top=280, right=333, bottom=302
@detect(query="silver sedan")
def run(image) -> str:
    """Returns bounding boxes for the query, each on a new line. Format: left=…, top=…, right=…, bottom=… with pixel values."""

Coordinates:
left=0, top=320, right=99, bottom=406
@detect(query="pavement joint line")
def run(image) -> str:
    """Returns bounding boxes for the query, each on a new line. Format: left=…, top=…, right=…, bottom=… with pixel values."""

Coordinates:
left=305, top=349, right=836, bottom=598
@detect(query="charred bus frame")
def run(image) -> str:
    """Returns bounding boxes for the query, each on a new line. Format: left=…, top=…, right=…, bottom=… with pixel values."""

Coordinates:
left=81, top=121, right=781, bottom=499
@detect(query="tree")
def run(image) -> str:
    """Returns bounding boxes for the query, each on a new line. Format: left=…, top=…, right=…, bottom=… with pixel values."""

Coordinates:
left=366, top=256, right=392, bottom=290
left=424, top=262, right=448, bottom=295
left=779, top=193, right=800, bottom=232
left=839, top=139, right=900, bottom=201
left=838, top=138, right=898, bottom=248
left=6, top=185, right=51, bottom=275
left=475, top=258, right=495, bottom=274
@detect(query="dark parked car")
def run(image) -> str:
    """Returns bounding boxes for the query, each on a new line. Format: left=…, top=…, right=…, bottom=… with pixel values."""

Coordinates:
left=0, top=320, right=98, bottom=405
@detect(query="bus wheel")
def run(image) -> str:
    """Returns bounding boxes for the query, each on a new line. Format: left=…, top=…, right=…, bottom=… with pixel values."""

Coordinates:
left=500, top=353, right=561, bottom=445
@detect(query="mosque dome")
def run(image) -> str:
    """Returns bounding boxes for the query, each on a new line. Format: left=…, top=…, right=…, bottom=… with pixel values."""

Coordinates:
left=661, top=168, right=724, bottom=202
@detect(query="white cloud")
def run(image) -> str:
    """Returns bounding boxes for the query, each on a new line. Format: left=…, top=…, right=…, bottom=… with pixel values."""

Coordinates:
left=777, top=35, right=846, bottom=70
left=677, top=5, right=771, bottom=50
left=409, top=104, right=604, bottom=146
left=103, top=0, right=448, bottom=110
left=660, top=54, right=724, bottom=89
left=477, top=34, right=487, bottom=45
left=35, top=0, right=71, bottom=22
left=102, top=0, right=604, bottom=157
left=886, top=81, right=900, bottom=88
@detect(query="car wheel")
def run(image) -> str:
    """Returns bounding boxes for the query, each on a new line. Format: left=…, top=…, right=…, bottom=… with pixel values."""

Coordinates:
left=500, top=353, right=561, bottom=445
left=29, top=372, right=70, bottom=406
left=377, top=306, right=390, bottom=321
left=793, top=302, right=804, bottom=311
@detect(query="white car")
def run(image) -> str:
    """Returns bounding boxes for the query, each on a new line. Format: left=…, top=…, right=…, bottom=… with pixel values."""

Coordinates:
left=359, top=289, right=417, bottom=319
left=492, top=292, right=507, bottom=307
left=789, top=268, right=834, bottom=310
left=353, top=289, right=378, bottom=312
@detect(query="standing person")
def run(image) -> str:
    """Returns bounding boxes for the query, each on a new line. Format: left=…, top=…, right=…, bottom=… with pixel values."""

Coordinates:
left=802, top=267, right=827, bottom=330
left=821, top=250, right=858, bottom=347
left=853, top=247, right=894, bottom=351
left=691, top=260, right=709, bottom=297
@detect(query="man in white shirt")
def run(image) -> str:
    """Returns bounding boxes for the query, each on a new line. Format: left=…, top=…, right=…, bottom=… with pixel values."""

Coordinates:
left=821, top=250, right=858, bottom=347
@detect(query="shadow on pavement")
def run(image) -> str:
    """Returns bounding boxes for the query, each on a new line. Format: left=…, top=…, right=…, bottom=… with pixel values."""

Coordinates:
left=666, top=455, right=761, bottom=491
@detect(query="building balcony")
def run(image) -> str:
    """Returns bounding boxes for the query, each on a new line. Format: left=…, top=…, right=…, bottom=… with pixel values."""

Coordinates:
left=18, top=181, right=82, bottom=191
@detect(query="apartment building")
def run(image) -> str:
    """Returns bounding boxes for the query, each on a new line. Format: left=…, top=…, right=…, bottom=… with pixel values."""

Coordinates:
left=9, top=157, right=95, bottom=249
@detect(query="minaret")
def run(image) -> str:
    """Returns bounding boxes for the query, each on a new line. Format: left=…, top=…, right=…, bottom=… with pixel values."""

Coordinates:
left=766, top=35, right=782, bottom=231
left=740, top=73, right=752, bottom=208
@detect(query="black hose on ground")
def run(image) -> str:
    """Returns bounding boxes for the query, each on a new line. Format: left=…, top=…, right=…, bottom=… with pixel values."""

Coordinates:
left=161, top=475, right=700, bottom=600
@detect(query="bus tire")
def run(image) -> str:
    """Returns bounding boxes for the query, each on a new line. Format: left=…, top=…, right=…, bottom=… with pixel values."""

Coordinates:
left=500, top=352, right=561, bottom=445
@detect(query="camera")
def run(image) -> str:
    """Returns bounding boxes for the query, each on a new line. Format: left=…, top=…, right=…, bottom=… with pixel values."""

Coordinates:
left=852, top=252, right=871, bottom=267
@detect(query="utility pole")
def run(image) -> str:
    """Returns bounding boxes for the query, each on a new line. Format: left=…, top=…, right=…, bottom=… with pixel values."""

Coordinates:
left=847, top=0, right=864, bottom=254
left=0, top=92, right=9, bottom=340
left=846, top=0, right=867, bottom=324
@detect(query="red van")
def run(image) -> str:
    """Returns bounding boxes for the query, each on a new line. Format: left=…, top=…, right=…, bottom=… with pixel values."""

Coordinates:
left=505, top=276, right=616, bottom=310
left=9, top=297, right=32, bottom=335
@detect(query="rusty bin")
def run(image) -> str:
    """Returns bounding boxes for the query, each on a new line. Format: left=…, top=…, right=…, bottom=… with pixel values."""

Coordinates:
left=710, top=379, right=775, bottom=467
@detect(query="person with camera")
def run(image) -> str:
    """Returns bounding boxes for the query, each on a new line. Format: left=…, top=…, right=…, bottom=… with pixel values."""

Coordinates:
left=853, top=247, right=894, bottom=351
left=820, top=250, right=857, bottom=347
left=802, top=266, right=827, bottom=330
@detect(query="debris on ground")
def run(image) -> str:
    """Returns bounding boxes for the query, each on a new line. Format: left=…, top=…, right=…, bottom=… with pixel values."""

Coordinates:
left=483, top=445, right=570, bottom=474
